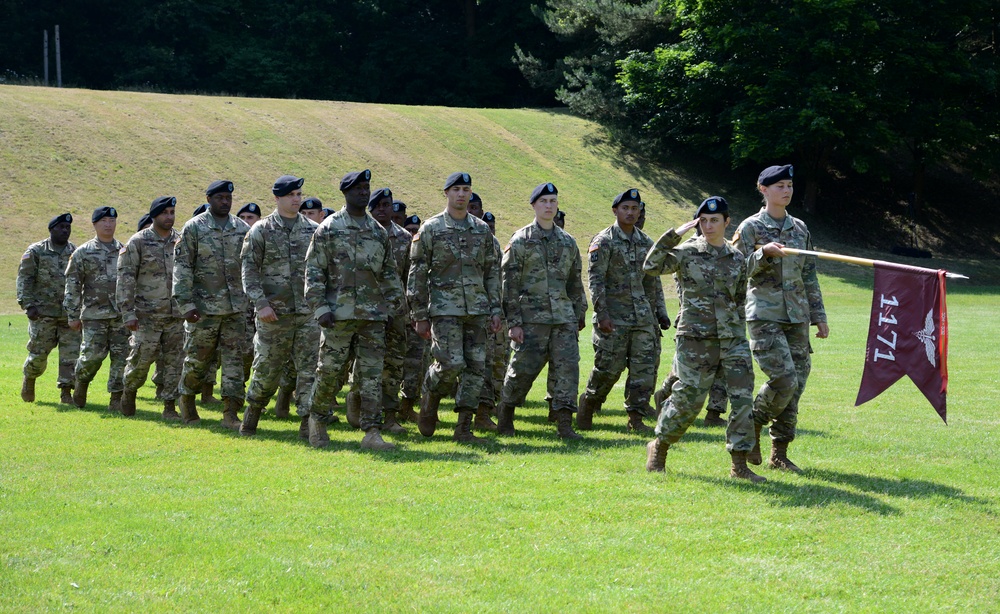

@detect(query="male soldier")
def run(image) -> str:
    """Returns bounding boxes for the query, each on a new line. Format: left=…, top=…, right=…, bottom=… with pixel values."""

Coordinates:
left=236, top=202, right=263, bottom=386
left=18, top=213, right=79, bottom=404
left=466, top=194, right=501, bottom=431
left=554, top=209, right=565, bottom=229
left=636, top=201, right=647, bottom=230
left=467, top=192, right=484, bottom=219
left=64, top=206, right=129, bottom=411
left=480, top=211, right=510, bottom=424
left=138, top=214, right=152, bottom=231
left=398, top=213, right=426, bottom=422
left=390, top=200, right=407, bottom=228
left=237, top=202, right=262, bottom=226
left=300, top=197, right=325, bottom=224
left=117, top=196, right=184, bottom=419
left=190, top=202, right=221, bottom=404
left=407, top=172, right=502, bottom=443
left=322, top=207, right=335, bottom=220
left=173, top=180, right=250, bottom=428
left=495, top=183, right=587, bottom=439
left=305, top=169, right=404, bottom=451
left=643, top=197, right=764, bottom=482
left=403, top=214, right=421, bottom=235
left=240, top=175, right=320, bottom=437
left=578, top=189, right=671, bottom=433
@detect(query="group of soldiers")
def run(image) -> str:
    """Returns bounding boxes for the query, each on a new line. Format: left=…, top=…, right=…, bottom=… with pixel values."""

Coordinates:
left=18, top=164, right=826, bottom=482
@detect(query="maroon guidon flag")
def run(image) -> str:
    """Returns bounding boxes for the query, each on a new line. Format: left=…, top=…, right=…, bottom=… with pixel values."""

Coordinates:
left=856, top=262, right=949, bottom=422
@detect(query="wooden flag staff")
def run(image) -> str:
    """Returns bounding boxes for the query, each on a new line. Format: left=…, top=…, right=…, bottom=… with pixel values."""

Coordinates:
left=778, top=247, right=969, bottom=280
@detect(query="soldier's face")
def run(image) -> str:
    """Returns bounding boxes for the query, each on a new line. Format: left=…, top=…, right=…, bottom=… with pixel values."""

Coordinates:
left=343, top=181, right=371, bottom=209
left=404, top=223, right=420, bottom=234
left=760, top=180, right=793, bottom=207
left=276, top=189, right=302, bottom=217
left=614, top=201, right=641, bottom=227
left=300, top=209, right=324, bottom=223
left=209, top=191, right=233, bottom=217
left=532, top=194, right=558, bottom=224
left=371, top=197, right=393, bottom=225
left=153, top=206, right=176, bottom=232
left=238, top=212, right=261, bottom=226
left=391, top=210, right=406, bottom=226
left=445, top=185, right=471, bottom=211
left=94, top=216, right=117, bottom=241
left=50, top=221, right=71, bottom=245
left=468, top=200, right=484, bottom=218
left=698, top=212, right=729, bottom=242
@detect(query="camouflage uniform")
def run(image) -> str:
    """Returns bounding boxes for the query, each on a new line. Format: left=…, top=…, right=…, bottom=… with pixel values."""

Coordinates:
left=407, top=211, right=501, bottom=412
left=64, top=238, right=129, bottom=392
left=480, top=234, right=508, bottom=408
left=643, top=229, right=754, bottom=452
left=402, top=327, right=429, bottom=401
left=18, top=238, right=80, bottom=388
left=305, top=208, right=403, bottom=430
left=733, top=209, right=826, bottom=443
left=583, top=222, right=666, bottom=416
left=499, top=222, right=587, bottom=410
left=241, top=211, right=320, bottom=413
left=172, top=212, right=250, bottom=399
left=117, top=227, right=184, bottom=398
left=365, top=221, right=412, bottom=414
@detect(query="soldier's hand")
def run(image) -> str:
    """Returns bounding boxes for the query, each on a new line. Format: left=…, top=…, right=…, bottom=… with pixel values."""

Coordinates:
left=318, top=313, right=336, bottom=329
left=509, top=326, right=524, bottom=344
left=578, top=316, right=586, bottom=332
left=125, top=319, right=139, bottom=332
left=677, top=219, right=700, bottom=235
left=414, top=320, right=431, bottom=340
left=489, top=315, right=502, bottom=334
left=598, top=318, right=615, bottom=334
left=815, top=322, right=830, bottom=339
left=761, top=242, right=787, bottom=258
left=68, top=319, right=82, bottom=332
left=25, top=306, right=40, bottom=321
left=258, top=305, right=278, bottom=323
left=183, top=309, right=201, bottom=323
left=659, top=315, right=672, bottom=330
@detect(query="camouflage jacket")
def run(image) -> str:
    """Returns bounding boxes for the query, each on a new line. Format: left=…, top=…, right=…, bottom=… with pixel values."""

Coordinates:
left=407, top=211, right=501, bottom=321
left=643, top=230, right=747, bottom=339
left=173, top=212, right=250, bottom=316
left=64, top=237, right=123, bottom=321
left=305, top=207, right=403, bottom=322
left=17, top=238, right=76, bottom=318
left=116, top=227, right=182, bottom=322
left=241, top=212, right=318, bottom=316
left=732, top=209, right=826, bottom=324
left=588, top=222, right=665, bottom=328
left=501, top=222, right=586, bottom=328
left=385, top=221, right=412, bottom=317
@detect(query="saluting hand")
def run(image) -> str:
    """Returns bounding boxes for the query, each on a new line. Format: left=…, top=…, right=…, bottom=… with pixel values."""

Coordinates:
left=677, top=219, right=700, bottom=235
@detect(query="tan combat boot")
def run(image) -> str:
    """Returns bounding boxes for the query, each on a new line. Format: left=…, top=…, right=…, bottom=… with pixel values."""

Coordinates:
left=177, top=393, right=201, bottom=425
left=345, top=391, right=362, bottom=429
left=361, top=427, right=396, bottom=450
left=646, top=438, right=669, bottom=472
left=220, top=397, right=242, bottom=431
left=747, top=422, right=764, bottom=465
left=417, top=390, right=441, bottom=437
left=556, top=409, right=582, bottom=440
left=453, top=411, right=488, bottom=444
left=162, top=399, right=182, bottom=421
left=398, top=395, right=418, bottom=423
left=120, top=389, right=138, bottom=416
left=109, top=391, right=123, bottom=414
left=201, top=383, right=219, bottom=405
left=627, top=411, right=654, bottom=434
left=730, top=451, right=767, bottom=483
left=240, top=402, right=264, bottom=436
left=496, top=402, right=515, bottom=436
left=60, top=386, right=74, bottom=405
left=73, top=381, right=89, bottom=408
left=704, top=410, right=727, bottom=427
left=769, top=440, right=802, bottom=473
left=308, top=414, right=329, bottom=448
left=273, top=386, right=292, bottom=419
left=20, top=376, right=35, bottom=402
left=474, top=402, right=497, bottom=432
left=382, top=409, right=407, bottom=435
left=576, top=392, right=595, bottom=430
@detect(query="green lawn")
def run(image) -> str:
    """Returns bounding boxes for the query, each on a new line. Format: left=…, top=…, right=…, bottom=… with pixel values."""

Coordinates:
left=2, top=275, right=998, bottom=612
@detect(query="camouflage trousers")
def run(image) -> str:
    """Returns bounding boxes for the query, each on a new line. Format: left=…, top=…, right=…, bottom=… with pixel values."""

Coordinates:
left=23, top=316, right=81, bottom=388
left=378, top=316, right=408, bottom=412
left=401, top=325, right=428, bottom=400
left=424, top=315, right=488, bottom=412
left=309, top=319, right=386, bottom=430
left=748, top=320, right=811, bottom=444
left=501, top=322, right=579, bottom=412
left=245, top=307, right=257, bottom=383
left=123, top=315, right=184, bottom=399
left=655, top=336, right=755, bottom=452
left=585, top=324, right=659, bottom=417
left=659, top=365, right=729, bottom=414
left=179, top=313, right=246, bottom=399
left=246, top=313, right=320, bottom=414
left=480, top=322, right=510, bottom=407
left=75, top=317, right=129, bottom=393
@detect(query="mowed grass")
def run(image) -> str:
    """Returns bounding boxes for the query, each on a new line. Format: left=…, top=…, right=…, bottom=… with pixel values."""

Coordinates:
left=2, top=275, right=999, bottom=612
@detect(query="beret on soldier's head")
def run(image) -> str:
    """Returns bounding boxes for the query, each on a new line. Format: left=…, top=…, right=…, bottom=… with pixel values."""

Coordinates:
left=206, top=180, right=235, bottom=196
left=149, top=195, right=177, bottom=218
left=272, top=174, right=305, bottom=197
left=758, top=164, right=793, bottom=186
left=612, top=188, right=641, bottom=208
left=694, top=196, right=729, bottom=218
left=193, top=203, right=209, bottom=216
left=530, top=182, right=558, bottom=204
left=299, top=197, right=323, bottom=211
left=483, top=211, right=496, bottom=223
left=138, top=214, right=152, bottom=230
left=238, top=202, right=262, bottom=217
left=392, top=200, right=406, bottom=213
left=48, top=213, right=72, bottom=230
left=404, top=214, right=421, bottom=226
left=340, top=169, right=371, bottom=192
left=323, top=207, right=335, bottom=219
left=368, top=188, right=393, bottom=210
left=92, top=206, right=118, bottom=223
left=554, top=210, right=565, bottom=222
left=443, top=172, right=471, bottom=190
left=469, top=192, right=483, bottom=205
left=639, top=200, right=646, bottom=210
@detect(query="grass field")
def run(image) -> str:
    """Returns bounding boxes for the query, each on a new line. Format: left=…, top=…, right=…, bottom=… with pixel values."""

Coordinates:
left=2, top=275, right=999, bottom=612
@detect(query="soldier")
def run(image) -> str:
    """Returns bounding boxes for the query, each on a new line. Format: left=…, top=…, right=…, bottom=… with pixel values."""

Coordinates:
left=322, top=207, right=336, bottom=220
left=399, top=213, right=427, bottom=422
left=732, top=165, right=828, bottom=473
left=390, top=200, right=407, bottom=228
left=467, top=192, right=484, bottom=219
left=239, top=175, right=321, bottom=437
left=64, top=206, right=129, bottom=411
left=642, top=196, right=764, bottom=482
left=117, top=196, right=184, bottom=419
left=138, top=214, right=152, bottom=231
left=654, top=368, right=730, bottom=426
left=636, top=201, right=647, bottom=230
left=554, top=209, right=565, bottom=229
left=466, top=195, right=501, bottom=431
left=304, top=169, right=404, bottom=451
left=236, top=202, right=263, bottom=386
left=407, top=172, right=502, bottom=444
left=495, top=183, right=587, bottom=439
left=578, top=189, right=671, bottom=433
left=173, top=180, right=250, bottom=428
left=403, top=214, right=421, bottom=235
left=189, top=202, right=221, bottom=404
left=237, top=202, right=262, bottom=226
left=300, top=197, right=325, bottom=224
left=18, top=213, right=79, bottom=404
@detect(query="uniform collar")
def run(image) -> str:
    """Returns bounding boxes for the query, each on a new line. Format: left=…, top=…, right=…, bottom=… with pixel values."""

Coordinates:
left=612, top=221, right=641, bottom=243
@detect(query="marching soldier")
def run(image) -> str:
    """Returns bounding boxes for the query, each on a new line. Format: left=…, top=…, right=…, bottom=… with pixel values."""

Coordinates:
left=390, top=200, right=407, bottom=228
left=399, top=213, right=427, bottom=422
left=299, top=197, right=325, bottom=224
left=236, top=202, right=263, bottom=386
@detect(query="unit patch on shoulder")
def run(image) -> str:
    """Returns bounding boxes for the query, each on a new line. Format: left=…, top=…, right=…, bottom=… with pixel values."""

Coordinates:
left=21, top=250, right=31, bottom=260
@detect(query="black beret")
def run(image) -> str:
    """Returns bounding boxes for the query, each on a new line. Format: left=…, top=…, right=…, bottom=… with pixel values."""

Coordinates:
left=238, top=202, right=262, bottom=217
left=92, top=206, right=118, bottom=223
left=273, top=175, right=305, bottom=197
left=138, top=214, right=152, bottom=230
left=340, top=169, right=371, bottom=191
left=530, top=182, right=558, bottom=204
left=368, top=187, right=393, bottom=210
left=613, top=188, right=642, bottom=207
left=758, top=164, right=793, bottom=186
left=554, top=210, right=566, bottom=222
left=48, top=213, right=72, bottom=230
left=694, top=196, right=729, bottom=218
left=639, top=201, right=646, bottom=210
left=483, top=211, right=496, bottom=223
left=149, top=195, right=177, bottom=218
left=193, top=204, right=209, bottom=216
left=404, top=214, right=421, bottom=226
left=300, top=197, right=323, bottom=211
left=392, top=200, right=407, bottom=213
left=206, top=180, right=235, bottom=196
left=469, top=192, right=483, bottom=204
left=323, top=208, right=335, bottom=219
left=443, top=172, right=471, bottom=190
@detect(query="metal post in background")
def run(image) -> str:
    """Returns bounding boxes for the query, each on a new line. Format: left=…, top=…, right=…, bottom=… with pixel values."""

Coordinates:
left=43, top=30, right=49, bottom=86
left=55, top=25, right=62, bottom=87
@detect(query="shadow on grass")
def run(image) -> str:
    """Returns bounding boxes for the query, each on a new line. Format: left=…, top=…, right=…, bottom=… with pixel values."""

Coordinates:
left=689, top=473, right=900, bottom=516
left=805, top=468, right=995, bottom=514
